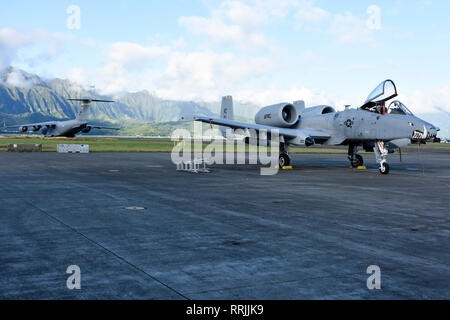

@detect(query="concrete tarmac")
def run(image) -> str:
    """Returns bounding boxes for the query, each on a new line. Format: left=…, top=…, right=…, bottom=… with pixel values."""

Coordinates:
left=0, top=146, right=449, bottom=299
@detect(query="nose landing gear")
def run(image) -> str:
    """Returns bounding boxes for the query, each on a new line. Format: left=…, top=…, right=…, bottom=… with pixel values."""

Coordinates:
left=374, top=141, right=390, bottom=175
left=379, top=162, right=390, bottom=174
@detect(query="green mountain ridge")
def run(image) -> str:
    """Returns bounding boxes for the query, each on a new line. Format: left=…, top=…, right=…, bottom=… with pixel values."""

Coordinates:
left=0, top=67, right=260, bottom=129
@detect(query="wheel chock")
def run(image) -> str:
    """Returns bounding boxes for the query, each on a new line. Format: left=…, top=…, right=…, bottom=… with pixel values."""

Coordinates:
left=350, top=165, right=367, bottom=169
left=282, top=166, right=293, bottom=170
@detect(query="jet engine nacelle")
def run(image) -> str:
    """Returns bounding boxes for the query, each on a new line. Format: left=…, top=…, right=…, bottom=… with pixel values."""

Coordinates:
left=82, top=126, right=91, bottom=133
left=300, top=105, right=336, bottom=117
left=41, top=127, right=49, bottom=135
left=32, top=125, right=42, bottom=132
left=255, top=103, right=298, bottom=128
left=20, top=126, right=28, bottom=132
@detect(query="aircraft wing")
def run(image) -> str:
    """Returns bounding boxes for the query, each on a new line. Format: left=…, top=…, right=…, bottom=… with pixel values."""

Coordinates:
left=90, top=126, right=121, bottom=130
left=7, top=121, right=57, bottom=128
left=192, top=116, right=330, bottom=141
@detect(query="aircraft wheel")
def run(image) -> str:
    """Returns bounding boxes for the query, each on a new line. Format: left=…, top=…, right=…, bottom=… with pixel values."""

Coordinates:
left=279, top=153, right=290, bottom=168
left=356, top=154, right=364, bottom=166
left=352, top=154, right=364, bottom=167
left=379, top=163, right=390, bottom=175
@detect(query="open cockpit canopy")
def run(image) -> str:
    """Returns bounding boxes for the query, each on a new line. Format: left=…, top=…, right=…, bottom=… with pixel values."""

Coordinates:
left=361, top=80, right=398, bottom=111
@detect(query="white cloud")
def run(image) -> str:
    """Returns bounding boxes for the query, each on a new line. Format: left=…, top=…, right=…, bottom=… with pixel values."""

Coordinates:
left=0, top=27, right=75, bottom=70
left=3, top=68, right=36, bottom=89
left=223, top=0, right=268, bottom=28
left=251, top=0, right=304, bottom=20
left=295, top=1, right=330, bottom=24
left=292, top=1, right=377, bottom=46
left=0, top=28, right=31, bottom=48
left=106, top=42, right=169, bottom=69
left=179, top=15, right=266, bottom=49
left=66, top=68, right=88, bottom=87
left=178, top=0, right=307, bottom=50
left=0, top=28, right=32, bottom=69
left=235, top=84, right=337, bottom=107
left=76, top=36, right=275, bottom=100
left=182, top=0, right=379, bottom=47
left=330, top=12, right=377, bottom=46
left=398, top=85, right=450, bottom=114
left=155, top=50, right=273, bottom=100
left=92, top=42, right=170, bottom=94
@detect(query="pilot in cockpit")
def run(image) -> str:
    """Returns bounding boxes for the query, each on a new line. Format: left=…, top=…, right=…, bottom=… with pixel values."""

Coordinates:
left=371, top=103, right=387, bottom=115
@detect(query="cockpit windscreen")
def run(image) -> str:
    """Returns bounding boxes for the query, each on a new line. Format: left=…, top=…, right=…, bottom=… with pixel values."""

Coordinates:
left=387, top=100, right=414, bottom=115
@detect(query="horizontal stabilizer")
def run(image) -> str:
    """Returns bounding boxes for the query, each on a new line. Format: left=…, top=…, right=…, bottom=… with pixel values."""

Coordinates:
left=68, top=98, right=115, bottom=103
left=68, top=98, right=114, bottom=120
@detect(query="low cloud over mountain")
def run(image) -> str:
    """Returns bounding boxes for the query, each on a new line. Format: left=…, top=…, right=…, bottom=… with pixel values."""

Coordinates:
left=0, top=67, right=245, bottom=125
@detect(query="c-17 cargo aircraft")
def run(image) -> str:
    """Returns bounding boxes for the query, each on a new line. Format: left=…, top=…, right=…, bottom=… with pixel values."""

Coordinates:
left=7, top=99, right=119, bottom=137
left=190, top=80, right=439, bottom=174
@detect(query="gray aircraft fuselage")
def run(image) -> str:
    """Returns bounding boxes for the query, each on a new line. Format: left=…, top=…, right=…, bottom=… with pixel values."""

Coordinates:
left=18, top=119, right=92, bottom=137
left=41, top=119, right=91, bottom=137
left=13, top=99, right=116, bottom=137
left=296, top=108, right=438, bottom=145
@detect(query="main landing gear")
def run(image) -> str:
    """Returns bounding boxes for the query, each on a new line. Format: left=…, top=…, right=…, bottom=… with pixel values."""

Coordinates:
left=348, top=144, right=364, bottom=168
left=349, top=142, right=390, bottom=174
left=374, top=141, right=390, bottom=175
left=279, top=143, right=291, bottom=168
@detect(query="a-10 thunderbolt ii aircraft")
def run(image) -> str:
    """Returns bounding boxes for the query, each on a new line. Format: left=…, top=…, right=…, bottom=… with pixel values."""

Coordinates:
left=191, top=80, right=439, bottom=174
left=7, top=98, right=118, bottom=137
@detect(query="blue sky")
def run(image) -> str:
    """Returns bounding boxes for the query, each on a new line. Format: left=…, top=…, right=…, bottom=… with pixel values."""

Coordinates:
left=1, top=0, right=450, bottom=115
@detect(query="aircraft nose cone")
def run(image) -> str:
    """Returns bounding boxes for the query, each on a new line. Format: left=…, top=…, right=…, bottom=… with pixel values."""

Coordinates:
left=425, top=121, right=439, bottom=138
left=429, top=126, right=437, bottom=135
left=410, top=116, right=439, bottom=140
